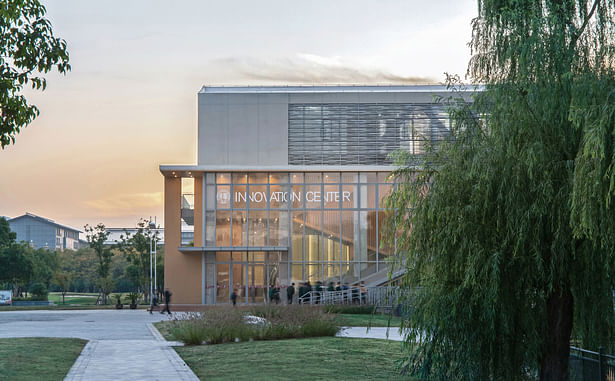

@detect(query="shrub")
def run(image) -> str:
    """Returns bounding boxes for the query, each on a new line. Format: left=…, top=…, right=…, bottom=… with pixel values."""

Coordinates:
left=169, top=305, right=340, bottom=346
left=28, top=283, right=48, bottom=301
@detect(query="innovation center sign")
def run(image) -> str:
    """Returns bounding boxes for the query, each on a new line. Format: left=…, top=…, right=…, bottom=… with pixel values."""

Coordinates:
left=217, top=190, right=353, bottom=205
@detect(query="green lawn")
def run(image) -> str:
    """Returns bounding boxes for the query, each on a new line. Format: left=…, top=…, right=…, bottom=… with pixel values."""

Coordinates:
left=175, top=337, right=415, bottom=381
left=336, top=313, right=402, bottom=327
left=0, top=337, right=86, bottom=381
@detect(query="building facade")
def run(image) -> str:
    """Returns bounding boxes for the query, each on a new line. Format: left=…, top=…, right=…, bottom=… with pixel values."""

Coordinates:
left=9, top=213, right=82, bottom=251
left=161, top=85, right=470, bottom=304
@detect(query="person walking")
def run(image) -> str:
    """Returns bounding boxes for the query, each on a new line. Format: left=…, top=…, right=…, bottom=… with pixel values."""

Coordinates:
left=287, top=283, right=295, bottom=304
left=161, top=289, right=172, bottom=315
left=231, top=289, right=238, bottom=306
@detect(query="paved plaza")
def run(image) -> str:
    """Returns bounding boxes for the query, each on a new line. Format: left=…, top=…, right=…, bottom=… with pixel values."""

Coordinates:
left=0, top=309, right=405, bottom=380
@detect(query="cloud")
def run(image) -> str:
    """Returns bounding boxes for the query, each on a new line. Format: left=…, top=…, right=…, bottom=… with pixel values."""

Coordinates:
left=83, top=192, right=163, bottom=215
left=206, top=53, right=437, bottom=85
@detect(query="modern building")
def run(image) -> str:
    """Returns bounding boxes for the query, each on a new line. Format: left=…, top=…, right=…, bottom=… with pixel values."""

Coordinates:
left=8, top=212, right=82, bottom=251
left=160, top=85, right=472, bottom=304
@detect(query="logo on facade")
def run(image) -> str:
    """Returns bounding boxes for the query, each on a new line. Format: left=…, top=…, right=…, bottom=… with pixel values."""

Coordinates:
left=217, top=190, right=230, bottom=204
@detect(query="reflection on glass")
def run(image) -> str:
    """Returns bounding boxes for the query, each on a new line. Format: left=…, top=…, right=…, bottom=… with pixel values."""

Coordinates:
left=306, top=263, right=322, bottom=283
left=323, top=211, right=340, bottom=261
left=248, top=210, right=267, bottom=246
left=232, top=252, right=246, bottom=261
left=359, top=184, right=377, bottom=209
left=291, top=212, right=303, bottom=262
left=324, top=264, right=340, bottom=284
left=292, top=265, right=303, bottom=283
left=341, top=211, right=355, bottom=261
left=232, top=211, right=246, bottom=246
left=216, top=252, right=230, bottom=262
left=359, top=173, right=377, bottom=183
left=269, top=173, right=289, bottom=183
left=341, top=184, right=356, bottom=208
left=206, top=185, right=215, bottom=209
left=205, top=211, right=215, bottom=247
left=216, top=211, right=230, bottom=246
left=378, top=211, right=393, bottom=260
left=305, top=233, right=321, bottom=262
left=362, top=211, right=377, bottom=261
left=361, top=262, right=378, bottom=278
left=341, top=263, right=359, bottom=283
left=232, top=263, right=245, bottom=302
left=378, top=172, right=393, bottom=183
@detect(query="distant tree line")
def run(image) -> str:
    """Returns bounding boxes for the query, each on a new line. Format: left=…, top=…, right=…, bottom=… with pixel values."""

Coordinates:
left=0, top=217, right=163, bottom=304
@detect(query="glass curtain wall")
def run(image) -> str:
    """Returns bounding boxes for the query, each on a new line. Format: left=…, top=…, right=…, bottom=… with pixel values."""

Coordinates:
left=201, top=171, right=395, bottom=301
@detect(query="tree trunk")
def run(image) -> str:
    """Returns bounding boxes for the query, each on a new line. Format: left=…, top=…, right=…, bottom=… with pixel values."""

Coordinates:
left=540, top=286, right=573, bottom=381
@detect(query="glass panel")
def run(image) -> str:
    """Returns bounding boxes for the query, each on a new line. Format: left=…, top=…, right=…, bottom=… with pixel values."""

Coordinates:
left=324, top=184, right=340, bottom=208
left=341, top=172, right=357, bottom=183
left=216, top=252, right=231, bottom=262
left=306, top=263, right=322, bottom=284
left=291, top=212, right=304, bottom=262
left=248, top=184, right=267, bottom=208
left=360, top=184, right=377, bottom=209
left=378, top=172, right=392, bottom=183
left=206, top=173, right=215, bottom=184
left=206, top=185, right=215, bottom=209
left=361, top=211, right=378, bottom=262
left=305, top=172, right=322, bottom=183
left=359, top=173, right=377, bottom=183
left=341, top=263, right=359, bottom=284
left=269, top=184, right=290, bottom=209
left=232, top=185, right=247, bottom=209
left=324, top=264, right=340, bottom=286
left=341, top=184, right=357, bottom=209
left=360, top=262, right=378, bottom=279
left=269, top=211, right=288, bottom=247
left=248, top=173, right=267, bottom=184
left=232, top=263, right=245, bottom=303
left=249, top=251, right=265, bottom=262
left=341, top=211, right=355, bottom=262
left=378, top=211, right=394, bottom=261
left=232, top=173, right=248, bottom=183
left=269, top=173, right=289, bottom=183
left=323, top=211, right=340, bottom=262
left=216, top=211, right=231, bottom=246
left=216, top=263, right=230, bottom=303
left=305, top=233, right=321, bottom=262
left=232, top=252, right=246, bottom=261
left=291, top=185, right=303, bottom=209
left=216, top=185, right=231, bottom=209
left=248, top=210, right=267, bottom=246
left=305, top=184, right=321, bottom=209
left=291, top=173, right=304, bottom=183
left=323, top=172, right=340, bottom=183
left=292, top=265, right=303, bottom=284
left=378, top=184, right=393, bottom=209
left=249, top=264, right=266, bottom=303
left=232, top=211, right=246, bottom=246
left=216, top=173, right=230, bottom=184
left=205, top=211, right=215, bottom=246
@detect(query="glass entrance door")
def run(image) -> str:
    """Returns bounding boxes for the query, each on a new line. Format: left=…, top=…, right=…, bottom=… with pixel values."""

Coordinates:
left=248, top=264, right=265, bottom=303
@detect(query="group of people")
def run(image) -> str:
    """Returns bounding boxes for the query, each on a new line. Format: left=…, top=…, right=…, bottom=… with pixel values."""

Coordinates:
left=285, top=281, right=368, bottom=304
left=148, top=289, right=173, bottom=314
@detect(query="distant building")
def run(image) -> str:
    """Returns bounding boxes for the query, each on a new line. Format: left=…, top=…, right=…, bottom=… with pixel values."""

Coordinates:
left=103, top=227, right=193, bottom=246
left=8, top=213, right=83, bottom=251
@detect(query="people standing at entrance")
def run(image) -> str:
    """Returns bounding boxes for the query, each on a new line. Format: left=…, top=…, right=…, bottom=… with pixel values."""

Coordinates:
left=161, top=289, right=172, bottom=315
left=298, top=282, right=307, bottom=304
left=287, top=283, right=295, bottom=304
left=231, top=289, right=238, bottom=306
left=305, top=281, right=313, bottom=304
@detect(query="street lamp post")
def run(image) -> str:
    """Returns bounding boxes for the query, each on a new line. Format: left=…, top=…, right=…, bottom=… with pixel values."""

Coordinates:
left=149, top=217, right=156, bottom=309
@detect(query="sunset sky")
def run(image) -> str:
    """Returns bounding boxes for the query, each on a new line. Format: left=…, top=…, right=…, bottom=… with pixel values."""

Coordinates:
left=0, top=0, right=476, bottom=230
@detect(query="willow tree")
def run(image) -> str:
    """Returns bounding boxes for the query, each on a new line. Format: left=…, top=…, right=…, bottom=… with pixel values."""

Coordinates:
left=384, top=1, right=615, bottom=380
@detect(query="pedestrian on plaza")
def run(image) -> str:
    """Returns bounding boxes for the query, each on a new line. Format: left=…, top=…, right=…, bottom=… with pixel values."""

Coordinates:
left=306, top=281, right=313, bottom=304
left=298, top=282, right=306, bottom=304
left=287, top=283, right=295, bottom=304
left=161, top=289, right=172, bottom=315
left=273, top=284, right=281, bottom=304
left=335, top=282, right=341, bottom=292
left=231, top=289, right=238, bottom=306
left=327, top=282, right=334, bottom=292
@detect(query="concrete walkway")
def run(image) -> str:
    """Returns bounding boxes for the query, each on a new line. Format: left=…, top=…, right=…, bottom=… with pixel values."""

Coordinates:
left=0, top=309, right=198, bottom=381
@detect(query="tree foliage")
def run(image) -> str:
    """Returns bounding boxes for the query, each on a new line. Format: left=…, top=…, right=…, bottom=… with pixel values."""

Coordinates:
left=385, top=1, right=615, bottom=380
left=84, top=223, right=113, bottom=303
left=0, top=0, right=70, bottom=148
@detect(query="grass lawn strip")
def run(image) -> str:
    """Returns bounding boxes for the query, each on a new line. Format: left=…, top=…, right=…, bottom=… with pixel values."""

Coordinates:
left=0, top=337, right=87, bottom=381
left=175, top=337, right=415, bottom=381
